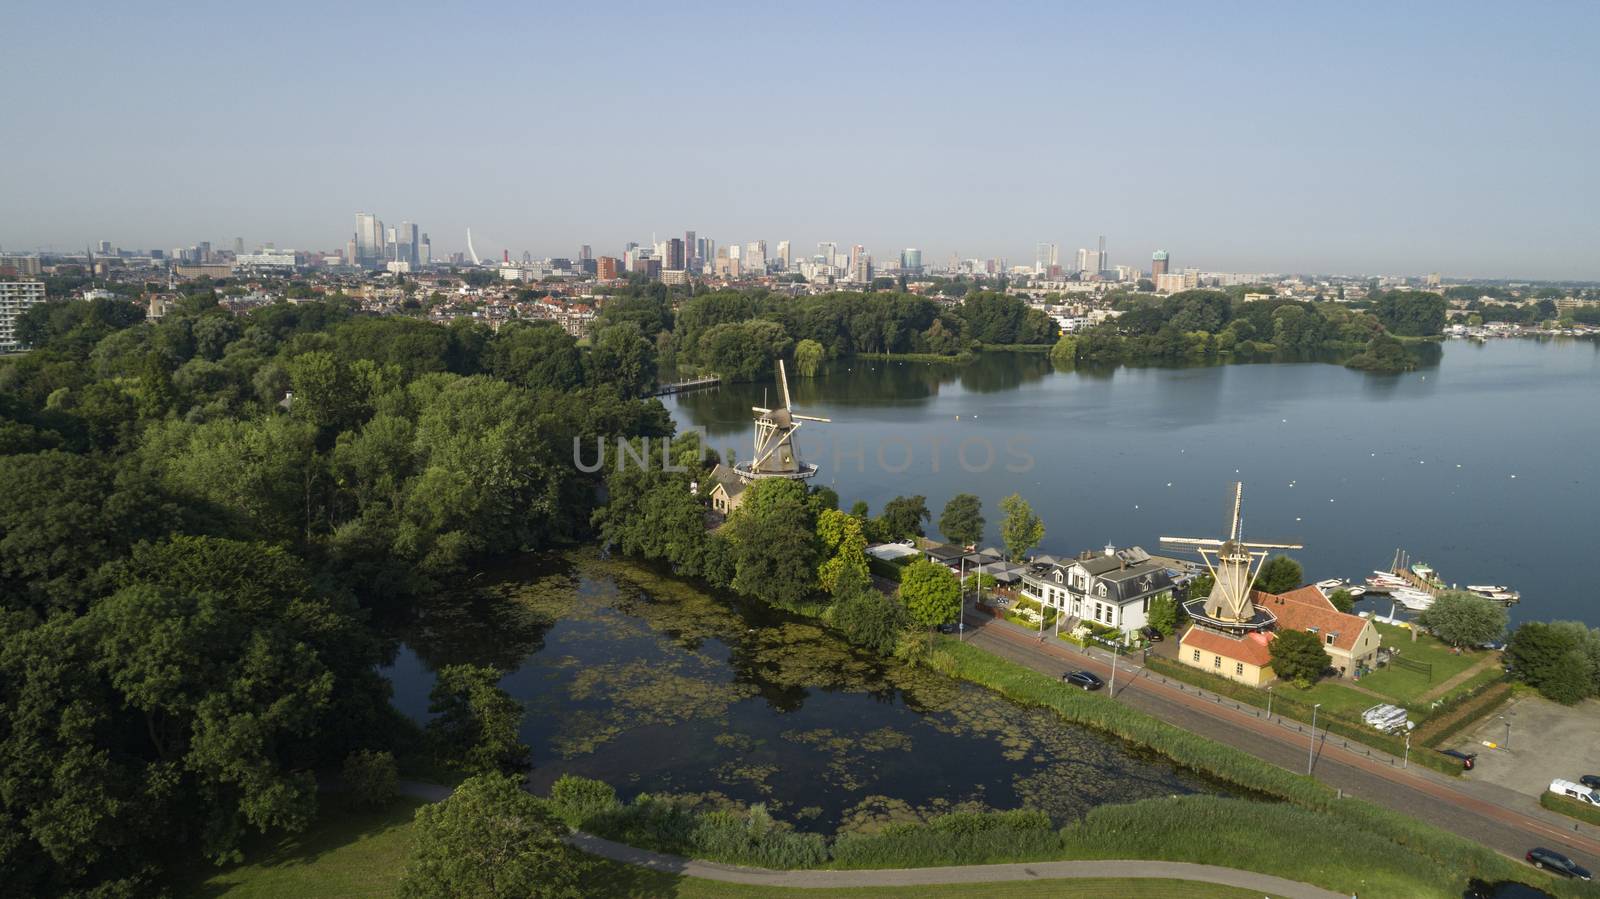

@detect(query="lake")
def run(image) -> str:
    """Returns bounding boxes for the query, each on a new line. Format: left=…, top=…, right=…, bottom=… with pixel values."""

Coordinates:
left=667, top=338, right=1600, bottom=626
left=383, top=550, right=1222, bottom=831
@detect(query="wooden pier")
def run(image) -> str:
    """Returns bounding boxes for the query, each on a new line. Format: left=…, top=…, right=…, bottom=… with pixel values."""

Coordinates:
left=645, top=375, right=721, bottom=397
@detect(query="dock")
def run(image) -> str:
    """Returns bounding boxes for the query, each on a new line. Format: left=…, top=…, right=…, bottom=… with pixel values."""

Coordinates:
left=645, top=375, right=721, bottom=397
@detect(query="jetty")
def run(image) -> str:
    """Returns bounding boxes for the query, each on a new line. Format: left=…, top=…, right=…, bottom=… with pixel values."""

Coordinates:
left=645, top=375, right=721, bottom=397
left=1380, top=549, right=1520, bottom=607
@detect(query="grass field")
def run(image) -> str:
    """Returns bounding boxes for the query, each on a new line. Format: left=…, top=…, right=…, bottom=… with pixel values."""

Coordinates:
left=185, top=797, right=1277, bottom=899
left=1359, top=623, right=1485, bottom=702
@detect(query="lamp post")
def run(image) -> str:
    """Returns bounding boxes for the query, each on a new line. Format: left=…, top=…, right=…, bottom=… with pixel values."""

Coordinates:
left=1499, top=712, right=1512, bottom=751
left=1109, top=640, right=1120, bottom=698
left=1404, top=731, right=1411, bottom=769
left=1266, top=685, right=1274, bottom=720
left=1307, top=703, right=1322, bottom=775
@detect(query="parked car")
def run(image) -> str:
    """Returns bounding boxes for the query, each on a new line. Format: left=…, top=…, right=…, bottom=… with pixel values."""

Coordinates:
left=1550, top=779, right=1600, bottom=806
left=1526, top=848, right=1592, bottom=880
left=1437, top=748, right=1476, bottom=770
left=1140, top=625, right=1164, bottom=642
left=1062, top=670, right=1104, bottom=690
left=1580, top=774, right=1600, bottom=790
left=936, top=622, right=958, bottom=635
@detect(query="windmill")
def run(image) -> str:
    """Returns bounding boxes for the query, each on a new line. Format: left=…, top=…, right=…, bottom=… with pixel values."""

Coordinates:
left=734, top=359, right=830, bottom=482
left=1161, top=482, right=1303, bottom=631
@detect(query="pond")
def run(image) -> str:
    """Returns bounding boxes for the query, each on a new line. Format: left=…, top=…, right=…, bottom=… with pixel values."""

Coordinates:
left=383, top=549, right=1224, bottom=832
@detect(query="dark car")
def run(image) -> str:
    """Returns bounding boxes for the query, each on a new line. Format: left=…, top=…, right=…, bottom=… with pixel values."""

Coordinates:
left=1526, top=848, right=1592, bottom=880
left=936, top=622, right=959, bottom=635
left=1437, top=748, right=1477, bottom=770
left=1062, top=670, right=1105, bottom=690
left=1580, top=775, right=1600, bottom=790
left=1140, top=626, right=1164, bottom=642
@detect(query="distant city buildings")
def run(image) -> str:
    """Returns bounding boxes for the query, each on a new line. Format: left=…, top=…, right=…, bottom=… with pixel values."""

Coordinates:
left=1, top=278, right=47, bottom=352
left=1151, top=249, right=1170, bottom=280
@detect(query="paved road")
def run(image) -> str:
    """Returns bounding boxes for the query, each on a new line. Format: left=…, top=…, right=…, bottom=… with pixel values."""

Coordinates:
left=568, top=831, right=1344, bottom=897
left=959, top=610, right=1600, bottom=872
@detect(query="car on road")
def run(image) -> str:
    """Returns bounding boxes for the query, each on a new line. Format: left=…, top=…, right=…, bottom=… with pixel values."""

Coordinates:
left=1436, top=748, right=1476, bottom=770
left=1526, top=848, right=1591, bottom=880
left=1580, top=774, right=1600, bottom=790
left=1062, top=670, right=1104, bottom=690
left=1140, top=626, right=1163, bottom=642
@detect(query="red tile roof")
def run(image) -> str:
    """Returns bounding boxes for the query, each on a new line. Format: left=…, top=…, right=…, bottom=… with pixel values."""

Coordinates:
left=1254, top=587, right=1370, bottom=652
left=1180, top=626, right=1274, bottom=667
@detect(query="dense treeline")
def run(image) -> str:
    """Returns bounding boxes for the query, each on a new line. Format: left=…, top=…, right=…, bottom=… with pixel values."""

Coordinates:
left=0, top=294, right=671, bottom=894
left=1067, top=289, right=1443, bottom=373
left=595, top=288, right=1055, bottom=382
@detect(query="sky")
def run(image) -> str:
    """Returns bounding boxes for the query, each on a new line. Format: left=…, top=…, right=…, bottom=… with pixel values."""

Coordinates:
left=3, top=1, right=1597, bottom=280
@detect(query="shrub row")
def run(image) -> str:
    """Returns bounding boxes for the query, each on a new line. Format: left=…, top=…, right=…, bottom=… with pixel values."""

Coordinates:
left=868, top=557, right=906, bottom=583
left=1143, top=655, right=1461, bottom=776
left=1541, top=791, right=1600, bottom=828
left=1415, top=680, right=1513, bottom=748
left=830, top=809, right=1060, bottom=869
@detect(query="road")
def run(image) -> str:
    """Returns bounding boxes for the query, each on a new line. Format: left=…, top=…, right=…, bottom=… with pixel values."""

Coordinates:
left=958, top=609, right=1600, bottom=872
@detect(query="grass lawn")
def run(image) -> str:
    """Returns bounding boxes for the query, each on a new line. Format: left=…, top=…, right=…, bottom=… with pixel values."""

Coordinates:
left=186, top=794, right=425, bottom=898
left=1277, top=678, right=1379, bottom=718
left=1359, top=623, right=1484, bottom=704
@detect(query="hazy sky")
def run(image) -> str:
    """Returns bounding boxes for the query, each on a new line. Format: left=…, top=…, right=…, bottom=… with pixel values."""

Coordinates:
left=4, top=1, right=1597, bottom=279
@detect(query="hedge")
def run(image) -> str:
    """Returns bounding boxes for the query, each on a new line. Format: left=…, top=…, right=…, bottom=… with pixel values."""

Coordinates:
left=1542, top=791, right=1600, bottom=828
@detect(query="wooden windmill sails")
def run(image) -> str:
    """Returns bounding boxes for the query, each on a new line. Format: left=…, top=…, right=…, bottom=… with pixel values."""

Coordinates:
left=1161, top=482, right=1302, bottom=627
left=735, top=359, right=830, bottom=481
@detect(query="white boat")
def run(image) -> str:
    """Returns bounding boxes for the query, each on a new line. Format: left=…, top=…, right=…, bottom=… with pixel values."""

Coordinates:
left=1316, top=579, right=1344, bottom=591
left=1466, top=585, right=1509, bottom=594
left=1392, top=587, right=1435, bottom=611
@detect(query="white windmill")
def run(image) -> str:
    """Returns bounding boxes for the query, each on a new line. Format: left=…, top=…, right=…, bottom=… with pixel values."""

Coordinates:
left=1161, top=482, right=1303, bottom=633
left=734, top=359, right=830, bottom=482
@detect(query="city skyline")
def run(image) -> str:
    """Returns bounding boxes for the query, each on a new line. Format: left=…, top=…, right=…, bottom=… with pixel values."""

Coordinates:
left=3, top=2, right=1597, bottom=279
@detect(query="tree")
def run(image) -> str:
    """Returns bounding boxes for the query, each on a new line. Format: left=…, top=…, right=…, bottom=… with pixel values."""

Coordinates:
left=587, top=322, right=657, bottom=396
left=830, top=589, right=908, bottom=655
left=938, top=493, right=985, bottom=547
left=998, top=493, right=1044, bottom=561
left=1146, top=594, right=1182, bottom=637
left=399, top=773, right=589, bottom=899
left=1050, top=334, right=1077, bottom=369
left=1374, top=290, right=1447, bottom=337
left=877, top=495, right=930, bottom=542
left=1507, top=621, right=1600, bottom=704
left=816, top=508, right=870, bottom=597
left=343, top=749, right=399, bottom=808
left=426, top=664, right=531, bottom=775
left=724, top=478, right=819, bottom=609
left=1187, top=572, right=1215, bottom=602
left=1254, top=555, right=1303, bottom=594
left=1269, top=628, right=1332, bottom=684
left=1345, top=333, right=1415, bottom=373
left=1327, top=589, right=1355, bottom=613
left=899, top=558, right=961, bottom=629
left=794, top=338, right=825, bottom=377
left=1417, top=592, right=1508, bottom=648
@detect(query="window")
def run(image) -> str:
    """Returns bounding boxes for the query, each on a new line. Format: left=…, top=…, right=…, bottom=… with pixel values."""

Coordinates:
left=1235, top=662, right=1244, bottom=676
left=1213, top=655, right=1222, bottom=669
left=1192, top=649, right=1201, bottom=662
left=1097, top=584, right=1107, bottom=598
left=1326, top=634, right=1335, bottom=645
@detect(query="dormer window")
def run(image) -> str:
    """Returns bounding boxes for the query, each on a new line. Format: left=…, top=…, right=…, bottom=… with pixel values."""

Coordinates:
left=1054, top=571, right=1063, bottom=583
left=1096, top=584, right=1107, bottom=598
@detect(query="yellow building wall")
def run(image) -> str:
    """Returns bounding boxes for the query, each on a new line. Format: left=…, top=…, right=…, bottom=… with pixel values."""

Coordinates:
left=1178, top=639, right=1273, bottom=686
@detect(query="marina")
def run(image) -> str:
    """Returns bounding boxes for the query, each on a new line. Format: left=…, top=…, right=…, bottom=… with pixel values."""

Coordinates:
left=1356, top=550, right=1521, bottom=613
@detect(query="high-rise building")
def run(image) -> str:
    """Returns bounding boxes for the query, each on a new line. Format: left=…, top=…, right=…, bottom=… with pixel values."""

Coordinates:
left=1097, top=235, right=1107, bottom=273
left=1151, top=250, right=1170, bottom=279
left=234, top=237, right=244, bottom=256
left=396, top=222, right=419, bottom=267
left=420, top=233, right=431, bottom=266
left=0, top=279, right=47, bottom=352
left=1035, top=243, right=1057, bottom=274
left=901, top=248, right=922, bottom=274
left=776, top=240, right=791, bottom=271
left=597, top=256, right=620, bottom=280
left=0, top=255, right=42, bottom=276
left=355, top=213, right=381, bottom=265
left=745, top=240, right=767, bottom=274
left=817, top=241, right=837, bottom=267
left=666, top=238, right=685, bottom=271
left=683, top=231, right=696, bottom=269
left=579, top=244, right=593, bottom=261
left=850, top=251, right=872, bottom=284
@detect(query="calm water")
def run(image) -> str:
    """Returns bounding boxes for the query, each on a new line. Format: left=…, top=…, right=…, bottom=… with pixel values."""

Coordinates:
left=383, top=550, right=1221, bottom=831
left=668, top=339, right=1600, bottom=626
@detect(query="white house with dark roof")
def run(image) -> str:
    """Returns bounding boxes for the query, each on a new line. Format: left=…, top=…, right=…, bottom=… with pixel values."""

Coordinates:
left=1019, top=545, right=1178, bottom=637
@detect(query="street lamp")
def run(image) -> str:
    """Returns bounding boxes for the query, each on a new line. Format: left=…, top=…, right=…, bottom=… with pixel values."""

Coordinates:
left=1266, top=685, right=1274, bottom=720
left=1109, top=640, right=1120, bottom=698
left=1307, top=703, right=1323, bottom=775
left=1404, top=731, right=1411, bottom=769
left=1499, top=712, right=1513, bottom=751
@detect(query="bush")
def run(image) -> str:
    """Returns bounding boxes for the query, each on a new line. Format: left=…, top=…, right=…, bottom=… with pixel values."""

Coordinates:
left=831, top=809, right=1059, bottom=869
left=548, top=774, right=618, bottom=829
left=581, top=793, right=825, bottom=869
left=1541, top=791, right=1600, bottom=827
left=343, top=749, right=399, bottom=808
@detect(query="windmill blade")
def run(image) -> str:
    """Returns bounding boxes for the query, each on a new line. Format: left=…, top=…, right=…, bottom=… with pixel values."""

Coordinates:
left=1160, top=537, right=1224, bottom=547
left=1228, top=481, right=1243, bottom=541
left=751, top=406, right=772, bottom=414
left=793, top=414, right=831, bottom=423
left=1241, top=541, right=1305, bottom=550
left=778, top=360, right=792, bottom=410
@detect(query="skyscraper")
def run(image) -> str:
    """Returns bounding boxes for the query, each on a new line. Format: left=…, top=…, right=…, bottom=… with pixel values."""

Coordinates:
left=397, top=222, right=419, bottom=267
left=1151, top=250, right=1170, bottom=279
left=817, top=241, right=837, bottom=267
left=355, top=213, right=380, bottom=265
left=901, top=248, right=922, bottom=274
left=420, top=233, right=431, bottom=266
left=850, top=250, right=872, bottom=284
left=683, top=231, right=696, bottom=270
left=1035, top=243, right=1057, bottom=274
left=579, top=244, right=593, bottom=261
left=745, top=240, right=767, bottom=274
left=666, top=238, right=685, bottom=271
left=1097, top=235, right=1107, bottom=273
left=776, top=240, right=791, bottom=271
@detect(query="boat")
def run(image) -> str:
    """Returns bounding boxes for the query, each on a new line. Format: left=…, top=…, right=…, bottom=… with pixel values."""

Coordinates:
left=1466, top=585, right=1509, bottom=594
left=1392, top=587, right=1435, bottom=611
left=1316, top=579, right=1343, bottom=591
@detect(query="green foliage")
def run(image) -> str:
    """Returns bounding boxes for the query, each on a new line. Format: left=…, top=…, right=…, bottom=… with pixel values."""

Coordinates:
left=1507, top=620, right=1600, bottom=704
left=1268, top=628, right=1332, bottom=682
left=1253, top=554, right=1303, bottom=594
left=1049, top=334, right=1077, bottom=369
left=399, top=773, right=589, bottom=899
left=1374, top=290, right=1448, bottom=337
left=997, top=493, right=1044, bottom=561
left=547, top=774, right=619, bottom=829
left=1187, top=572, right=1214, bottom=601
left=1416, top=592, right=1507, bottom=648
left=815, top=507, right=870, bottom=597
left=343, top=750, right=399, bottom=808
left=830, top=809, right=1058, bottom=868
left=583, top=792, right=827, bottom=869
left=877, top=494, right=930, bottom=542
left=829, top=588, right=909, bottom=655
left=696, top=320, right=792, bottom=382
left=793, top=338, right=825, bottom=377
left=1327, top=589, right=1355, bottom=613
left=1542, top=790, right=1600, bottom=827
left=724, top=479, right=819, bottom=609
left=1146, top=593, right=1181, bottom=637
left=588, top=322, right=658, bottom=395
left=898, top=558, right=962, bottom=629
left=425, top=664, right=531, bottom=775
left=937, top=492, right=984, bottom=546
left=1345, top=332, right=1416, bottom=373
